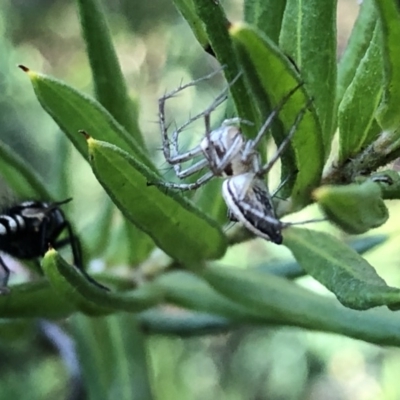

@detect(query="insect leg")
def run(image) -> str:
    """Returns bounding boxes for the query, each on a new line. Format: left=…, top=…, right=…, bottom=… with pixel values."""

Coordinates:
left=60, top=222, right=109, bottom=291
left=0, top=256, right=10, bottom=293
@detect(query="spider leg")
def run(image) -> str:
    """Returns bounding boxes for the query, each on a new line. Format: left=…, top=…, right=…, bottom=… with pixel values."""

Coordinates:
left=178, top=158, right=210, bottom=179
left=150, top=170, right=215, bottom=191
left=270, top=172, right=297, bottom=198
left=167, top=85, right=229, bottom=169
left=160, top=70, right=242, bottom=174
left=0, top=256, right=10, bottom=292
left=159, top=68, right=226, bottom=167
left=242, top=83, right=304, bottom=162
left=257, top=97, right=312, bottom=177
left=281, top=218, right=326, bottom=228
left=165, top=144, right=204, bottom=165
left=207, top=133, right=245, bottom=175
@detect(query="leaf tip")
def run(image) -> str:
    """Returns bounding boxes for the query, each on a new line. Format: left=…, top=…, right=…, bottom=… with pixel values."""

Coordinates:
left=44, top=245, right=57, bottom=258
left=229, top=22, right=245, bottom=36
left=18, top=64, right=30, bottom=72
left=18, top=65, right=38, bottom=80
left=79, top=129, right=91, bottom=140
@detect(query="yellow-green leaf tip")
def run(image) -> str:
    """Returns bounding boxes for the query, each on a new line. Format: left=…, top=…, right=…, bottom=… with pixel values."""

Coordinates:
left=229, top=22, right=245, bottom=36
left=18, top=64, right=37, bottom=78
left=79, top=129, right=91, bottom=140
left=44, top=246, right=57, bottom=257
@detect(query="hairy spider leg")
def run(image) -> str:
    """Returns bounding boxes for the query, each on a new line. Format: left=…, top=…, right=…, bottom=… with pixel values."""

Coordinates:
left=159, top=69, right=242, bottom=180
left=153, top=123, right=248, bottom=191
left=160, top=87, right=228, bottom=178
left=257, top=98, right=313, bottom=177
left=241, top=82, right=304, bottom=162
left=154, top=70, right=245, bottom=190
left=158, top=68, right=227, bottom=172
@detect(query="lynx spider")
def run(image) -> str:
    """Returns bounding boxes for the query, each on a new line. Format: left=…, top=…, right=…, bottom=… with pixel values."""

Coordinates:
left=157, top=70, right=314, bottom=244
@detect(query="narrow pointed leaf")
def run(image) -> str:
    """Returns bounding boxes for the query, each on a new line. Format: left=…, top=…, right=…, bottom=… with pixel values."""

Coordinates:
left=154, top=270, right=269, bottom=321
left=105, top=314, right=155, bottom=400
left=19, top=66, right=152, bottom=169
left=280, top=0, right=337, bottom=150
left=374, top=0, right=400, bottom=131
left=230, top=24, right=324, bottom=208
left=139, top=308, right=234, bottom=336
left=86, top=138, right=227, bottom=265
left=283, top=227, right=400, bottom=310
left=0, top=281, right=74, bottom=319
left=201, top=265, right=400, bottom=346
left=190, top=0, right=260, bottom=136
left=77, top=0, right=144, bottom=147
left=0, top=140, right=52, bottom=199
left=256, top=234, right=387, bottom=279
left=72, top=314, right=154, bottom=400
left=244, top=0, right=286, bottom=44
left=337, top=0, right=378, bottom=103
left=338, top=24, right=383, bottom=162
left=42, top=249, right=163, bottom=313
left=172, top=0, right=210, bottom=50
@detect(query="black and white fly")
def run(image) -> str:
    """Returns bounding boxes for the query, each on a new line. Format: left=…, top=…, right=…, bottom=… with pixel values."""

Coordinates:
left=0, top=198, right=107, bottom=292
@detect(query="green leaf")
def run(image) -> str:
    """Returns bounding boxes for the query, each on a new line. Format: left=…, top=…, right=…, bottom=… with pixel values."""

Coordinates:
left=153, top=270, right=269, bottom=322
left=172, top=0, right=210, bottom=50
left=0, top=281, right=74, bottom=319
left=19, top=66, right=152, bottom=170
left=105, top=314, right=155, bottom=400
left=256, top=234, right=388, bottom=279
left=0, top=140, right=52, bottom=199
left=201, top=265, right=400, bottom=346
left=190, top=0, right=260, bottom=136
left=337, top=0, right=378, bottom=103
left=42, top=249, right=163, bottom=314
left=283, top=227, right=400, bottom=310
left=374, top=0, right=400, bottom=131
left=338, top=24, right=383, bottom=163
left=50, top=134, right=71, bottom=198
left=348, top=234, right=388, bottom=254
left=244, top=0, right=286, bottom=44
left=230, top=24, right=324, bottom=208
left=77, top=0, right=145, bottom=147
left=313, top=181, right=388, bottom=234
left=139, top=308, right=234, bottom=336
left=123, top=220, right=155, bottom=265
left=86, top=137, right=228, bottom=265
left=194, top=179, right=227, bottom=225
left=280, top=0, right=337, bottom=151
left=72, top=315, right=155, bottom=400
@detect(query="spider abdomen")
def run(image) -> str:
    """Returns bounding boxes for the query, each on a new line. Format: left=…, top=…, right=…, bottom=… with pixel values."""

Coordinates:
left=222, top=174, right=283, bottom=244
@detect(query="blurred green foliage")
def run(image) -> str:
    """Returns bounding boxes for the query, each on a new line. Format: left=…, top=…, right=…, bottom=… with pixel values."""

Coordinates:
left=3, top=0, right=400, bottom=399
